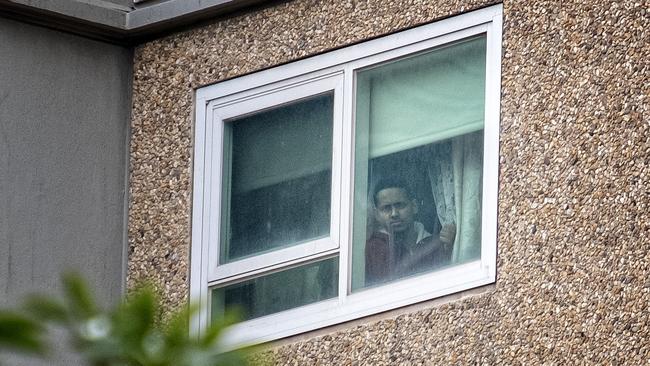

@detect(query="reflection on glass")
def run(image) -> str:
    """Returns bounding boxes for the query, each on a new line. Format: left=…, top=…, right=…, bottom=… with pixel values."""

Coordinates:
left=211, top=257, right=338, bottom=321
left=221, top=93, right=334, bottom=263
left=351, top=36, right=487, bottom=290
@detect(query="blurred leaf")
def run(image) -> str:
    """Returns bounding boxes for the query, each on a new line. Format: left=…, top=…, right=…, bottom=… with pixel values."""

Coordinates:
left=75, top=332, right=124, bottom=366
left=163, top=303, right=192, bottom=347
left=113, top=286, right=157, bottom=342
left=0, top=311, right=46, bottom=355
left=62, top=272, right=98, bottom=319
left=23, top=295, right=69, bottom=323
left=0, top=272, right=262, bottom=366
left=200, top=309, right=239, bottom=348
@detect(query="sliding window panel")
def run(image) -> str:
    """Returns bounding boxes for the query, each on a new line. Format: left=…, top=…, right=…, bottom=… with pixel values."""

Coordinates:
left=351, top=36, right=486, bottom=290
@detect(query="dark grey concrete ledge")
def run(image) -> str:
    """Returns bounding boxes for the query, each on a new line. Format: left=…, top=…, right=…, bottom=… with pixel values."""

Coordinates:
left=3, top=0, right=129, bottom=28
left=0, top=0, right=273, bottom=44
left=0, top=0, right=129, bottom=44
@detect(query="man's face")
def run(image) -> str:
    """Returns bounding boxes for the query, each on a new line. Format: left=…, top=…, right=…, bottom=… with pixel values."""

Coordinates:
left=374, top=187, right=418, bottom=233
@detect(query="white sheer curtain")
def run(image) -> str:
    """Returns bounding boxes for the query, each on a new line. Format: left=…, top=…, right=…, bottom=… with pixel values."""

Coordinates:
left=428, top=131, right=483, bottom=264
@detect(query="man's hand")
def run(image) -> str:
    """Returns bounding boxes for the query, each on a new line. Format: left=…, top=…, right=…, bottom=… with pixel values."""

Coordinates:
left=439, top=223, right=456, bottom=246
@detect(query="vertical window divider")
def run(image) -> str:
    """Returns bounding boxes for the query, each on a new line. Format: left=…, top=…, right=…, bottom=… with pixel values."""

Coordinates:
left=207, top=111, right=225, bottom=281
left=329, top=73, right=345, bottom=255
left=339, top=65, right=355, bottom=303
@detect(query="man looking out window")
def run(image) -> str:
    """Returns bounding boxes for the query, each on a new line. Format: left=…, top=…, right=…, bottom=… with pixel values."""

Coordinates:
left=365, top=178, right=456, bottom=286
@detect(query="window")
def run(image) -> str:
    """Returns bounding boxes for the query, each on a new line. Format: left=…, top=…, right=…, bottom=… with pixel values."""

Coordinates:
left=191, top=5, right=502, bottom=346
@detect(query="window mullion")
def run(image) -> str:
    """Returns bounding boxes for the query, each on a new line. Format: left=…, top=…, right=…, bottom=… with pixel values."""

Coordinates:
left=338, top=64, right=356, bottom=303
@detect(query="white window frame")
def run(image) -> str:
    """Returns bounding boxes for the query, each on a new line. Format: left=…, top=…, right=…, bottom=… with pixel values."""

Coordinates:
left=206, top=73, right=344, bottom=281
left=191, top=4, right=502, bottom=347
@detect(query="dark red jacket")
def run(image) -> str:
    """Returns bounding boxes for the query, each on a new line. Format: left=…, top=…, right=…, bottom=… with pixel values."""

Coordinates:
left=365, top=231, right=451, bottom=286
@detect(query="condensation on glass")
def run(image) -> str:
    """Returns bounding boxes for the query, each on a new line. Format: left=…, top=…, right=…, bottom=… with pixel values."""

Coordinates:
left=219, top=93, right=334, bottom=263
left=211, top=257, right=338, bottom=321
left=351, top=36, right=487, bottom=290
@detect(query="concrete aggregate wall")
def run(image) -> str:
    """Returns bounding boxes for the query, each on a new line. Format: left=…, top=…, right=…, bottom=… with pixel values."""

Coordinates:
left=129, top=0, right=649, bottom=364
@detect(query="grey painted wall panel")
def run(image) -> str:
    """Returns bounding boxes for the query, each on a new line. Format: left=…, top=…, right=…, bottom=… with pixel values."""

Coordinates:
left=0, top=17, right=131, bottom=312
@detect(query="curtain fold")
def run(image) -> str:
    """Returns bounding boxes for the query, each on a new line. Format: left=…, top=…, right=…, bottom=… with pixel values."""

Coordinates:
left=428, top=131, right=483, bottom=264
left=427, top=141, right=457, bottom=227
left=451, top=131, right=483, bottom=263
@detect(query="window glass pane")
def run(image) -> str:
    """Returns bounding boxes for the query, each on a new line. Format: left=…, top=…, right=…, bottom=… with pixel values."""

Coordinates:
left=351, top=36, right=486, bottom=290
left=211, top=257, right=338, bottom=321
left=221, top=93, right=334, bottom=263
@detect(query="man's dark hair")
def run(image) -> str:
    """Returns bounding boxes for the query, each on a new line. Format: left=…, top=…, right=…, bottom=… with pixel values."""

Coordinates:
left=372, top=177, right=414, bottom=206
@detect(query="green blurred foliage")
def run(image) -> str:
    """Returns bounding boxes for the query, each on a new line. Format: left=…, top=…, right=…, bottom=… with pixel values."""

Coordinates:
left=0, top=273, right=259, bottom=366
left=0, top=312, right=46, bottom=356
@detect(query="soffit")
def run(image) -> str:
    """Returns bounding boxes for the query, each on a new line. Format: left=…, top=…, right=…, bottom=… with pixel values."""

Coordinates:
left=0, top=0, right=271, bottom=44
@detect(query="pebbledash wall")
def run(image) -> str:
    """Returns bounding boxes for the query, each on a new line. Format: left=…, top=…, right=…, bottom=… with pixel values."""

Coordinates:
left=128, top=0, right=649, bottom=364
